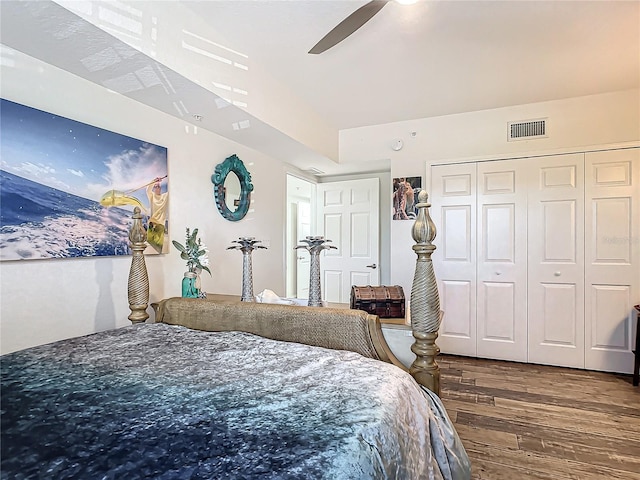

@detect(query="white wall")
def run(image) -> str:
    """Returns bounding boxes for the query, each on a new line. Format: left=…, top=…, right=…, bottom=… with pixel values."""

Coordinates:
left=339, top=89, right=640, bottom=303
left=0, top=49, right=288, bottom=354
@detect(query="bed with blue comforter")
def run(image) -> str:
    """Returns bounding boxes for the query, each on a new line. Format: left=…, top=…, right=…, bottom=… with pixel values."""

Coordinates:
left=1, top=318, right=470, bottom=479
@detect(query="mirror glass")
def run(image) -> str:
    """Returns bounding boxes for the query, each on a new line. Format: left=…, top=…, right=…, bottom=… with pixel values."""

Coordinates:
left=224, top=172, right=241, bottom=211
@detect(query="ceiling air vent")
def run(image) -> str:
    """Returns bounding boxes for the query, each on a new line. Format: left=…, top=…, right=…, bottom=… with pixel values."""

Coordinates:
left=304, top=167, right=324, bottom=176
left=508, top=118, right=547, bottom=141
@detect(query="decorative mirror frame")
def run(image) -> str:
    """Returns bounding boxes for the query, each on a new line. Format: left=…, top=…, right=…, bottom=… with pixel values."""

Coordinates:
left=211, top=154, right=254, bottom=221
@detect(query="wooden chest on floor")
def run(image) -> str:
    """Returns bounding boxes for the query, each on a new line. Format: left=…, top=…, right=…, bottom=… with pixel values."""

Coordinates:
left=350, top=285, right=405, bottom=318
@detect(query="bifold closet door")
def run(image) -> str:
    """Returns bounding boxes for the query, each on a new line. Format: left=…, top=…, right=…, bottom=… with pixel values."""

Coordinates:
left=585, top=148, right=640, bottom=374
left=527, top=154, right=585, bottom=368
left=476, top=160, right=528, bottom=362
left=431, top=163, right=477, bottom=357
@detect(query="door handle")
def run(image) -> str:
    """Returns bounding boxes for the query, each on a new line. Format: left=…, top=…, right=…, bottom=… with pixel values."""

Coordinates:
left=366, top=264, right=377, bottom=269
left=554, top=271, right=561, bottom=276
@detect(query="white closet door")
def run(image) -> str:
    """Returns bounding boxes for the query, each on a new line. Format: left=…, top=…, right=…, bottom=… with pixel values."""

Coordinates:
left=585, top=149, right=640, bottom=374
left=476, top=160, right=528, bottom=362
left=527, top=154, right=585, bottom=368
left=431, top=163, right=477, bottom=356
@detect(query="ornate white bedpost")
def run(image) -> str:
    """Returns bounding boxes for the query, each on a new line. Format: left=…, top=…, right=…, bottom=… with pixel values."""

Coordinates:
left=128, top=206, right=149, bottom=323
left=409, top=190, right=442, bottom=394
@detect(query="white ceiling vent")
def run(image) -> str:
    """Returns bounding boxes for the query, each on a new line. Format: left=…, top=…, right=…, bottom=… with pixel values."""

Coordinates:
left=304, top=167, right=325, bottom=176
left=508, top=118, right=547, bottom=141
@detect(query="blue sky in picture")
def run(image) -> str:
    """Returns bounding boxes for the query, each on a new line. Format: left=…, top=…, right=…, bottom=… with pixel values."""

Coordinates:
left=0, top=98, right=167, bottom=207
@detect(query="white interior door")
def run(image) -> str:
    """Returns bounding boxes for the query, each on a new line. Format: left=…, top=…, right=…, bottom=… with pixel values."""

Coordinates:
left=585, top=148, right=640, bottom=374
left=476, top=160, right=528, bottom=362
left=317, top=178, right=379, bottom=303
left=527, top=153, right=585, bottom=368
left=431, top=162, right=478, bottom=357
left=295, top=201, right=311, bottom=298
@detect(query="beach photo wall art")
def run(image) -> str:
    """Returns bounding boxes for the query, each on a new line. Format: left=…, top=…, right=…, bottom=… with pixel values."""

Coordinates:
left=0, top=98, right=169, bottom=261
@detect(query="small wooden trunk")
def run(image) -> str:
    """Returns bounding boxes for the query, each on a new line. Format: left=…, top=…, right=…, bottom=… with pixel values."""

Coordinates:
left=350, top=285, right=405, bottom=318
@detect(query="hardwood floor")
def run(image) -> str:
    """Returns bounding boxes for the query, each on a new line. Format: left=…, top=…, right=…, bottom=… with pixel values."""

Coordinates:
left=438, top=355, right=640, bottom=480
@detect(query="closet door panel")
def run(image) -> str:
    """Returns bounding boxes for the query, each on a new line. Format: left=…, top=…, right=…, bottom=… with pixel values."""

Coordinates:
left=477, top=160, right=527, bottom=362
left=590, top=285, right=632, bottom=350
left=585, top=149, right=639, bottom=374
left=540, top=283, right=578, bottom=343
left=528, top=153, right=585, bottom=368
left=481, top=281, right=516, bottom=341
left=440, top=280, right=473, bottom=338
left=431, top=163, right=477, bottom=356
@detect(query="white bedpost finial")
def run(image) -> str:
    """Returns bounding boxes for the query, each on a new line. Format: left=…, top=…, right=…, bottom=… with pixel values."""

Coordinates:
left=128, top=207, right=150, bottom=324
left=409, top=189, right=442, bottom=395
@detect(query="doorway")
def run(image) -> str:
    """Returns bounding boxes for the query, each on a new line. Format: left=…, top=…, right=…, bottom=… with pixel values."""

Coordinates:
left=285, top=175, right=315, bottom=298
left=286, top=174, right=383, bottom=303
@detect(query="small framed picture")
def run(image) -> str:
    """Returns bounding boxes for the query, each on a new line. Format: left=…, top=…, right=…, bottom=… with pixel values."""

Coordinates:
left=392, top=176, right=422, bottom=220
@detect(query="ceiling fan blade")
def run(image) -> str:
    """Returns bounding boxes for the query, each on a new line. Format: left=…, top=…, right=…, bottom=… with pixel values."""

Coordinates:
left=308, top=1, right=389, bottom=54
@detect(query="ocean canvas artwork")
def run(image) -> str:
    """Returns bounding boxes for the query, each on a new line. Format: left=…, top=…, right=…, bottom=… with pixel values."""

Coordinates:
left=0, top=99, right=169, bottom=261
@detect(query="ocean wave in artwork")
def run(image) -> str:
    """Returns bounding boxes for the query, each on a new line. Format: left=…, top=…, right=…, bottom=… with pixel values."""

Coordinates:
left=0, top=170, right=133, bottom=260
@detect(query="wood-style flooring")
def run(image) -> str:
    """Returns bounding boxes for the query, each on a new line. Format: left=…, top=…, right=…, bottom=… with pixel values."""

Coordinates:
left=438, top=355, right=640, bottom=480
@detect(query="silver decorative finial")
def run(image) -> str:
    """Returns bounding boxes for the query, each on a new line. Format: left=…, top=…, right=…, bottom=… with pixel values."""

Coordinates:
left=228, top=237, right=267, bottom=302
left=295, top=236, right=336, bottom=307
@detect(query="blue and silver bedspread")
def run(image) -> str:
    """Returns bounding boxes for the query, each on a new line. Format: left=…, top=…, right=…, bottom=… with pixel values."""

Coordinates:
left=1, top=323, right=470, bottom=479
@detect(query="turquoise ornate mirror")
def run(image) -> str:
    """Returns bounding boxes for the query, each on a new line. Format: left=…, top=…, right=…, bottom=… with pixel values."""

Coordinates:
left=211, top=154, right=253, bottom=221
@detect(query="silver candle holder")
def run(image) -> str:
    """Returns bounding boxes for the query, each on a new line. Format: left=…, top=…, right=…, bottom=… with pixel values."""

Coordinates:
left=295, top=236, right=336, bottom=307
left=228, top=237, right=267, bottom=302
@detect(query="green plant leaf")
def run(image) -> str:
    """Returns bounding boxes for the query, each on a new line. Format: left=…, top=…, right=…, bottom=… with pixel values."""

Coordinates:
left=172, top=240, right=186, bottom=252
left=174, top=228, right=211, bottom=275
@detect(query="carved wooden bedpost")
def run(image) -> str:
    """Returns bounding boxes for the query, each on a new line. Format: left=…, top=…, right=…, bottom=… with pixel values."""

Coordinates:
left=128, top=207, right=149, bottom=323
left=409, top=190, right=442, bottom=395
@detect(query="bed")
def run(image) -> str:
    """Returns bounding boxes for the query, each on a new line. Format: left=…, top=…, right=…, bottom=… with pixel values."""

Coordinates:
left=1, top=194, right=471, bottom=479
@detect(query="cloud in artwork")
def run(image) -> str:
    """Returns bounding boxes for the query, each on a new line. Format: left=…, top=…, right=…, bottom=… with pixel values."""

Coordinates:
left=83, top=143, right=168, bottom=203
left=13, top=161, right=56, bottom=177
left=3, top=160, right=71, bottom=192
left=67, top=168, right=85, bottom=178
